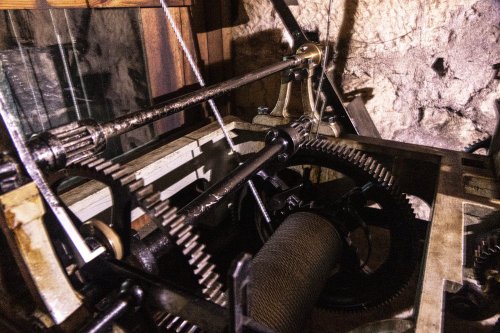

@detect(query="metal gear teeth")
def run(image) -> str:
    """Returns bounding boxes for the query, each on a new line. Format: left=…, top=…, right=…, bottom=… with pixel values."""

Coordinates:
left=127, top=176, right=228, bottom=307
left=296, top=138, right=418, bottom=311
left=71, top=157, right=227, bottom=330
left=464, top=134, right=491, bottom=153
left=473, top=230, right=500, bottom=289
left=155, top=312, right=200, bottom=333
left=52, top=122, right=97, bottom=166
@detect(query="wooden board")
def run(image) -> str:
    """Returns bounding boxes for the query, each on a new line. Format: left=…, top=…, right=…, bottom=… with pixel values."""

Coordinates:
left=141, top=7, right=186, bottom=133
left=0, top=0, right=191, bottom=10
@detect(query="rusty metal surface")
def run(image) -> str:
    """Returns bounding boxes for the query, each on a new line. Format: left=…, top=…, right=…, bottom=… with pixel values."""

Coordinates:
left=0, top=65, right=104, bottom=265
left=345, top=97, right=381, bottom=139
left=0, top=183, right=81, bottom=325
left=100, top=58, right=303, bottom=140
left=236, top=120, right=499, bottom=332
left=1, top=117, right=497, bottom=331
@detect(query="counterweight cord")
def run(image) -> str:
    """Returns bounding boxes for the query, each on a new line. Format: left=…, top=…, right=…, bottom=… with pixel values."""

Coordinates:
left=313, top=0, right=334, bottom=138
left=159, top=1, right=272, bottom=224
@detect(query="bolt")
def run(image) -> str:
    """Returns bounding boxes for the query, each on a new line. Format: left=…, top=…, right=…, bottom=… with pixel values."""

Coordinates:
left=266, top=129, right=279, bottom=143
left=277, top=153, right=289, bottom=162
left=323, top=116, right=337, bottom=124
left=257, top=106, right=270, bottom=115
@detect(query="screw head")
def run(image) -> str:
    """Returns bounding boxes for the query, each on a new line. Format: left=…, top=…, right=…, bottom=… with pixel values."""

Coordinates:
left=277, top=153, right=289, bottom=162
left=257, top=106, right=270, bottom=115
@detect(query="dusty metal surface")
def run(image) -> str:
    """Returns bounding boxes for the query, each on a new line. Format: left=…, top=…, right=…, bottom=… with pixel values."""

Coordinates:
left=0, top=65, right=104, bottom=265
left=236, top=120, right=499, bottom=332
left=0, top=183, right=81, bottom=325
left=309, top=133, right=499, bottom=332
left=100, top=58, right=303, bottom=139
left=61, top=118, right=243, bottom=223
left=21, top=117, right=499, bottom=331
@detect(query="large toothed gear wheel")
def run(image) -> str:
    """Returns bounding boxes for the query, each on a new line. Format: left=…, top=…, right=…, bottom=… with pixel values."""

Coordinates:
left=48, top=157, right=226, bottom=332
left=464, top=135, right=491, bottom=154
left=237, top=138, right=417, bottom=311
left=474, top=229, right=500, bottom=295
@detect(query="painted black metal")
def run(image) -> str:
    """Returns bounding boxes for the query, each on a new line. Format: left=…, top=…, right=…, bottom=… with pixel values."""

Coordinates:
left=79, top=282, right=143, bottom=333
left=269, top=0, right=309, bottom=46
left=270, top=0, right=380, bottom=137
left=101, top=58, right=302, bottom=140
left=180, top=117, right=311, bottom=226
left=180, top=138, right=287, bottom=225
left=84, top=259, right=228, bottom=333
left=129, top=230, right=173, bottom=275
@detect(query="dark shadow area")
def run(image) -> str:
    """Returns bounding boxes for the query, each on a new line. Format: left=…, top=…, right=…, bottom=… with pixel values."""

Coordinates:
left=190, top=0, right=247, bottom=33
left=333, top=0, right=359, bottom=97
left=230, top=29, right=292, bottom=121
left=343, top=87, right=375, bottom=103
left=230, top=0, right=250, bottom=27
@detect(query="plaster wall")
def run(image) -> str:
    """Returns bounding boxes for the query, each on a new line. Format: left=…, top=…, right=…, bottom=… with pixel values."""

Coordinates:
left=232, top=0, right=500, bottom=150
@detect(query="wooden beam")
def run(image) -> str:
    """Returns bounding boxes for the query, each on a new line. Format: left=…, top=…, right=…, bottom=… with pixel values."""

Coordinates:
left=140, top=7, right=186, bottom=133
left=0, top=0, right=192, bottom=10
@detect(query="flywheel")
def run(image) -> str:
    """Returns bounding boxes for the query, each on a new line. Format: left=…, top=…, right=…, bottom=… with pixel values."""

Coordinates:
left=235, top=138, right=418, bottom=311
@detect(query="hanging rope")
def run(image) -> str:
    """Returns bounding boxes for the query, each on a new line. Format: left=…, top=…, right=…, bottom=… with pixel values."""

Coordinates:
left=159, top=1, right=272, bottom=224
left=313, top=0, right=334, bottom=138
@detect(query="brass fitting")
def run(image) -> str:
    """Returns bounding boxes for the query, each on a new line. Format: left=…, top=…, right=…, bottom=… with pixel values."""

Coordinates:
left=295, top=43, right=323, bottom=67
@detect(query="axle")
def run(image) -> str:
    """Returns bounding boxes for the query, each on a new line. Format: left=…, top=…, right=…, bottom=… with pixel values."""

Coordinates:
left=19, top=44, right=322, bottom=172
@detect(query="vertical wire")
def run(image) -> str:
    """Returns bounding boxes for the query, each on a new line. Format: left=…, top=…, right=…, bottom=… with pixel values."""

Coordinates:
left=49, top=9, right=82, bottom=121
left=312, top=0, right=334, bottom=138
left=7, top=11, right=47, bottom=132
left=64, top=9, right=92, bottom=119
left=159, top=0, right=272, bottom=224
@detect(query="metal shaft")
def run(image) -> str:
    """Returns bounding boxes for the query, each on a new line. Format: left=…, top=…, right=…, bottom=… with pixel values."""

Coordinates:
left=79, top=297, right=130, bottom=333
left=180, top=138, right=287, bottom=225
left=160, top=0, right=272, bottom=224
left=100, top=58, right=302, bottom=140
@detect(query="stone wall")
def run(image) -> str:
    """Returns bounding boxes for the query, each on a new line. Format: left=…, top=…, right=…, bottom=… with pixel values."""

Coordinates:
left=231, top=0, right=500, bottom=150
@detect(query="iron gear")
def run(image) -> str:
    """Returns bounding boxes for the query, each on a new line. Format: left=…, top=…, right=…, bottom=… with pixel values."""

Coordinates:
left=474, top=229, right=500, bottom=295
left=464, top=135, right=492, bottom=154
left=48, top=156, right=226, bottom=332
left=238, top=138, right=417, bottom=311
left=30, top=119, right=105, bottom=170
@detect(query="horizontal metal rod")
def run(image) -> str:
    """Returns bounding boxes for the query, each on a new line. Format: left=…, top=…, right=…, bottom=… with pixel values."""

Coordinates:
left=86, top=259, right=228, bottom=333
left=180, top=138, right=287, bottom=225
left=100, top=57, right=303, bottom=140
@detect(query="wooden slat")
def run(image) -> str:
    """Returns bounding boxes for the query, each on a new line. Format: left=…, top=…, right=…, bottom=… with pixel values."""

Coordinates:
left=205, top=1, right=224, bottom=84
left=0, top=0, right=191, bottom=10
left=180, top=7, right=204, bottom=124
left=220, top=0, right=232, bottom=114
left=141, top=7, right=185, bottom=134
left=180, top=7, right=196, bottom=87
left=220, top=0, right=232, bottom=78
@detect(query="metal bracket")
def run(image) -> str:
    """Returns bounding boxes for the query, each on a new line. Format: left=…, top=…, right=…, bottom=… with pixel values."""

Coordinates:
left=0, top=65, right=104, bottom=266
left=229, top=253, right=277, bottom=333
left=253, top=44, right=342, bottom=137
left=269, top=0, right=380, bottom=138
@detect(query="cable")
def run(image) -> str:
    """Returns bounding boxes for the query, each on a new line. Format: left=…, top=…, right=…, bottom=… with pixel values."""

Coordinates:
left=312, top=0, right=334, bottom=138
left=63, top=9, right=92, bottom=119
left=159, top=1, right=271, bottom=223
